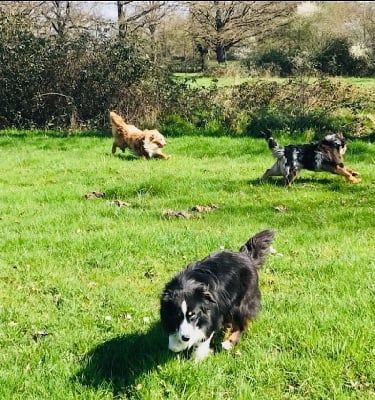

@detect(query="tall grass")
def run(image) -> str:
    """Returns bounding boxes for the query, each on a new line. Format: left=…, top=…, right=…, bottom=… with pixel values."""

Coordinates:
left=0, top=130, right=374, bottom=399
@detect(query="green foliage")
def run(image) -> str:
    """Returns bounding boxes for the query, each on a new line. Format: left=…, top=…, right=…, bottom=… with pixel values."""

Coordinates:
left=0, top=15, right=48, bottom=127
left=0, top=15, right=167, bottom=129
left=228, top=78, right=375, bottom=137
left=313, top=37, right=375, bottom=77
left=167, top=79, right=373, bottom=139
left=0, top=130, right=374, bottom=399
left=160, top=114, right=197, bottom=137
left=251, top=48, right=293, bottom=77
left=162, top=77, right=375, bottom=139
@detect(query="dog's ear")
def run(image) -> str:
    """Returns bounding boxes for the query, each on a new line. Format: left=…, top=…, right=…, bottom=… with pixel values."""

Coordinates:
left=336, top=131, right=344, bottom=139
left=261, top=129, right=272, bottom=139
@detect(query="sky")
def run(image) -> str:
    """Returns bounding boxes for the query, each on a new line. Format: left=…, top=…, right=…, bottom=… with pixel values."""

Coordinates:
left=81, top=1, right=118, bottom=21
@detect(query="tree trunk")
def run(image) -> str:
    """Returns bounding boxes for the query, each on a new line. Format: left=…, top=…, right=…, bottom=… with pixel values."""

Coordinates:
left=196, top=43, right=208, bottom=71
left=215, top=45, right=226, bottom=63
left=214, top=1, right=226, bottom=63
left=117, top=1, right=127, bottom=39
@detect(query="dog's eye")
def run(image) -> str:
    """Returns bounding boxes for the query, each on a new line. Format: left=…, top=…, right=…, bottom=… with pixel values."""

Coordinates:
left=187, top=311, right=196, bottom=320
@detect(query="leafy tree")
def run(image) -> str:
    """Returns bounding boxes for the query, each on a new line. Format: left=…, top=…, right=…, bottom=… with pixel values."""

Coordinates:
left=314, top=37, right=357, bottom=76
left=188, top=1, right=298, bottom=64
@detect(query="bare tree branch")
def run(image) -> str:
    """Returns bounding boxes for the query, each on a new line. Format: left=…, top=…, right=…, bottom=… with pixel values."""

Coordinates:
left=188, top=1, right=299, bottom=63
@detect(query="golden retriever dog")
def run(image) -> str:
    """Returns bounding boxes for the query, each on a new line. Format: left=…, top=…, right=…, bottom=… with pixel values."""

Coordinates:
left=109, top=111, right=170, bottom=160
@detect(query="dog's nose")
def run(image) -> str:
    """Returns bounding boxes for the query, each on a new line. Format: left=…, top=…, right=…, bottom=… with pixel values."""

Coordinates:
left=181, top=335, right=190, bottom=342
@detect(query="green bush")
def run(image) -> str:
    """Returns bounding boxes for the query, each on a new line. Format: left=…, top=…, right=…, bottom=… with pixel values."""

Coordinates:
left=0, top=14, right=168, bottom=129
left=160, top=77, right=375, bottom=139
left=252, top=48, right=293, bottom=77
left=313, top=37, right=375, bottom=77
left=160, top=114, right=198, bottom=137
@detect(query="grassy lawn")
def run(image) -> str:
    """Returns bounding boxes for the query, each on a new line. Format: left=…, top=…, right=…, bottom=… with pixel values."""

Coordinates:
left=0, top=129, right=374, bottom=399
left=173, top=72, right=375, bottom=89
left=173, top=72, right=285, bottom=88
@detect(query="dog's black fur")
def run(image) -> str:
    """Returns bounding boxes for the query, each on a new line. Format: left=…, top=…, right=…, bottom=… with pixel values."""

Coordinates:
left=160, top=229, right=275, bottom=361
left=261, top=131, right=361, bottom=186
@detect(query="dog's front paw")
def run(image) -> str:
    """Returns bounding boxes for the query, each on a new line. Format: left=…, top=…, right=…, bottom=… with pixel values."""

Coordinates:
left=221, top=340, right=234, bottom=351
left=192, top=345, right=212, bottom=362
left=349, top=176, right=362, bottom=184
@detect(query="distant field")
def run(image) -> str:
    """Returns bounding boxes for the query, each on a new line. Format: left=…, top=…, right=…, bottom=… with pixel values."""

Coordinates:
left=173, top=72, right=375, bottom=88
left=0, top=129, right=374, bottom=399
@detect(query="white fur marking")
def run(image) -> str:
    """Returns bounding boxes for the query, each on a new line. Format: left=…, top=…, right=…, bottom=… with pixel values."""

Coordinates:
left=168, top=333, right=189, bottom=352
left=315, top=152, right=323, bottom=169
left=168, top=300, right=208, bottom=353
left=324, top=134, right=336, bottom=141
left=181, top=300, right=187, bottom=314
left=193, top=333, right=214, bottom=362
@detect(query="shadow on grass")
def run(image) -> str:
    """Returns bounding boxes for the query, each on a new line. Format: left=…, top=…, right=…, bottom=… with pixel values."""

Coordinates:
left=113, top=152, right=140, bottom=161
left=74, top=322, right=171, bottom=397
left=248, top=176, right=347, bottom=187
left=113, top=152, right=173, bottom=161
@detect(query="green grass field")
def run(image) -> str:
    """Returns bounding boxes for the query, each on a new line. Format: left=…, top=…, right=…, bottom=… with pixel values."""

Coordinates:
left=1, top=130, right=374, bottom=399
left=173, top=72, right=375, bottom=89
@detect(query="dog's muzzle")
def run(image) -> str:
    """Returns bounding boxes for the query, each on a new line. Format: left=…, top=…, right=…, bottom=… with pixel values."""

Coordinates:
left=168, top=333, right=190, bottom=352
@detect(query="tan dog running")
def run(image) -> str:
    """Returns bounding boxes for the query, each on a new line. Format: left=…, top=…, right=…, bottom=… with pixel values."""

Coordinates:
left=109, top=111, right=170, bottom=160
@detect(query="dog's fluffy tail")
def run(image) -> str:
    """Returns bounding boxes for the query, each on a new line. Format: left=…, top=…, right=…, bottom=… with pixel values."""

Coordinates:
left=109, top=111, right=125, bottom=128
left=263, top=131, right=284, bottom=159
left=239, top=229, right=275, bottom=268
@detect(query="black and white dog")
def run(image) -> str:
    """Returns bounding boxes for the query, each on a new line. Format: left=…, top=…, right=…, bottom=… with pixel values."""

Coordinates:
left=261, top=131, right=361, bottom=186
left=160, top=229, right=275, bottom=361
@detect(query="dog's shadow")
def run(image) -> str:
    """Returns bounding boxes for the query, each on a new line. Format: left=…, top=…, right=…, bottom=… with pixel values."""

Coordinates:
left=74, top=322, right=171, bottom=397
left=249, top=177, right=338, bottom=187
left=111, top=153, right=139, bottom=161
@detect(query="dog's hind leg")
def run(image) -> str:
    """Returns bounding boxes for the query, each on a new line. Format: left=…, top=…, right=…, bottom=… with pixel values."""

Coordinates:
left=111, top=143, right=117, bottom=154
left=260, top=162, right=282, bottom=181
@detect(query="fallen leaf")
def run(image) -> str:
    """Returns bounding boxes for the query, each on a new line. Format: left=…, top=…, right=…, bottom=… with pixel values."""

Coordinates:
left=272, top=205, right=288, bottom=212
left=32, top=331, right=51, bottom=342
left=162, top=210, right=192, bottom=219
left=191, top=204, right=219, bottom=212
left=110, top=199, right=131, bottom=207
left=84, top=191, right=105, bottom=199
